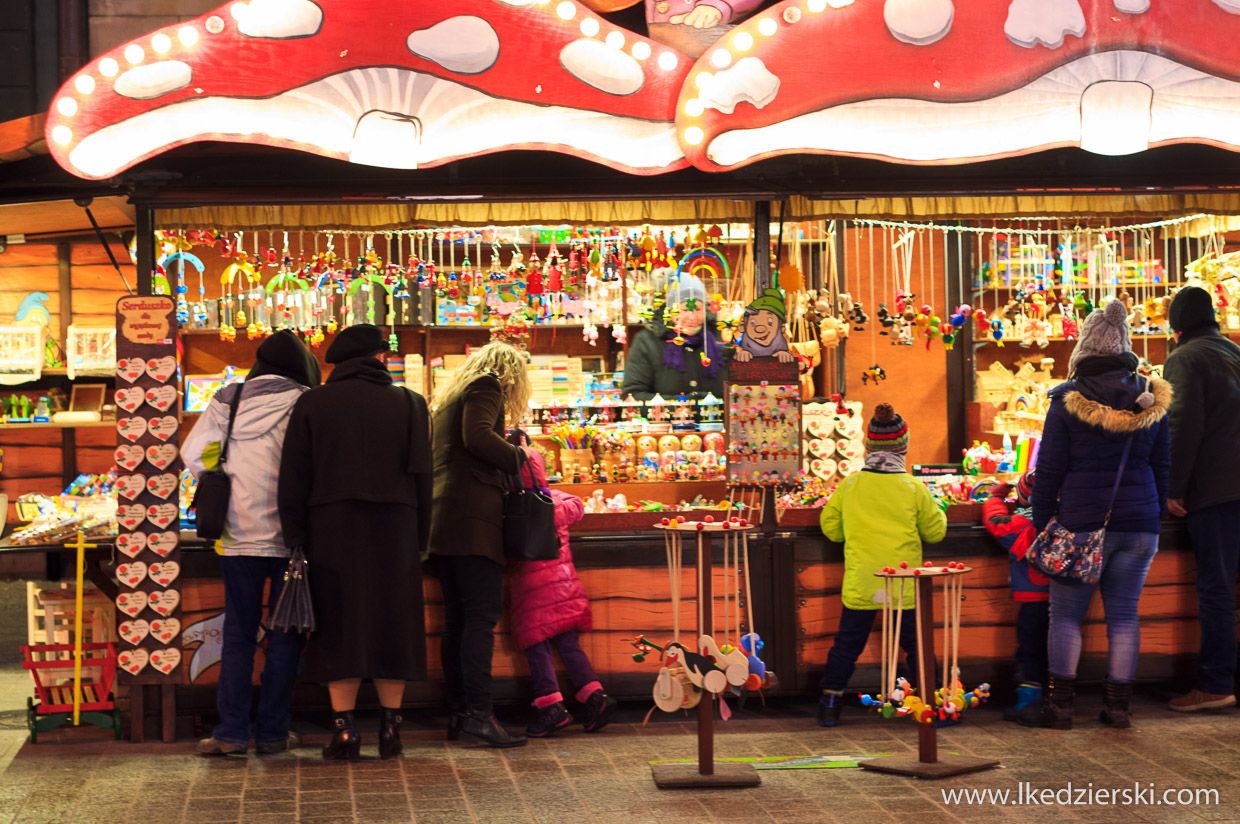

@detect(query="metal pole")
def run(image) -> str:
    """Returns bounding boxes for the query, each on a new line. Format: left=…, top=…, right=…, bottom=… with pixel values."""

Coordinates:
left=697, top=530, right=713, bottom=775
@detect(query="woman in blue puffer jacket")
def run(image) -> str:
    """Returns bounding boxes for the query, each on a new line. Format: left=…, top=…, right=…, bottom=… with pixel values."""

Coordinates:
left=1022, top=300, right=1171, bottom=731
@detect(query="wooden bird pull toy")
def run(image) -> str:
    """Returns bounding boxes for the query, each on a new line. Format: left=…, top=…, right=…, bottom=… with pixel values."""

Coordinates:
left=647, top=520, right=761, bottom=788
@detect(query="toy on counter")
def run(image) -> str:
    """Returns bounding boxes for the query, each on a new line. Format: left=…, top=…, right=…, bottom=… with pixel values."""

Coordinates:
left=671, top=393, right=696, bottom=431
left=697, top=393, right=724, bottom=431
left=647, top=394, right=670, bottom=433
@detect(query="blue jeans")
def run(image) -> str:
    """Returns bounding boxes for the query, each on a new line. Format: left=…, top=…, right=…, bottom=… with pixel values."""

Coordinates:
left=1187, top=501, right=1240, bottom=695
left=820, top=606, right=920, bottom=693
left=214, top=555, right=303, bottom=747
left=1048, top=531, right=1157, bottom=683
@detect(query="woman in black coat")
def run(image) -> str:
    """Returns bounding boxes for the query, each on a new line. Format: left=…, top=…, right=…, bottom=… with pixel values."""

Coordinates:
left=279, top=324, right=432, bottom=760
left=428, top=341, right=529, bottom=747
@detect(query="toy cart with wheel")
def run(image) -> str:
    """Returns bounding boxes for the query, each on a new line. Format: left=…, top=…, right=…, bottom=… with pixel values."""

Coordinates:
left=21, top=642, right=121, bottom=742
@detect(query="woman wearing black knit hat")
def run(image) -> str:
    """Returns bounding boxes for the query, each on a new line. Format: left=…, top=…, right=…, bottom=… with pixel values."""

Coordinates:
left=278, top=325, right=433, bottom=759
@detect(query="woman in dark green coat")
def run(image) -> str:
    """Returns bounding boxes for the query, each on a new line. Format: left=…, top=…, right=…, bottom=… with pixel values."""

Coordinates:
left=620, top=273, right=727, bottom=401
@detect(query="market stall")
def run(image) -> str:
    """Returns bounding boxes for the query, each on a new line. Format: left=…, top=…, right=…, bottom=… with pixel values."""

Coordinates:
left=8, top=0, right=1240, bottom=737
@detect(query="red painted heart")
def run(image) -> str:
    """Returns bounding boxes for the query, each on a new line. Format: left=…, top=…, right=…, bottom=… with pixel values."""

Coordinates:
left=115, top=531, right=147, bottom=558
left=147, top=531, right=178, bottom=557
left=114, top=387, right=144, bottom=412
left=146, top=444, right=178, bottom=470
left=114, top=445, right=143, bottom=470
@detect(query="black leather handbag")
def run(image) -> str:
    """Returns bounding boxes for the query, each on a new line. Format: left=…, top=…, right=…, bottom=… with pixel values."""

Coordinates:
left=502, top=450, right=559, bottom=562
left=191, top=390, right=241, bottom=541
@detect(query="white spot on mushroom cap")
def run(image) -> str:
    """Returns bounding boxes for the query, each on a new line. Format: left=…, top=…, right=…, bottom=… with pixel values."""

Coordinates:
left=1213, top=0, right=1240, bottom=12
left=1113, top=0, right=1149, bottom=13
left=407, top=17, right=500, bottom=75
left=884, top=0, right=954, bottom=46
left=114, top=61, right=193, bottom=100
left=1005, top=0, right=1085, bottom=49
left=1080, top=81, right=1152, bottom=155
left=560, top=38, right=644, bottom=96
left=238, top=0, right=323, bottom=39
left=698, top=57, right=779, bottom=115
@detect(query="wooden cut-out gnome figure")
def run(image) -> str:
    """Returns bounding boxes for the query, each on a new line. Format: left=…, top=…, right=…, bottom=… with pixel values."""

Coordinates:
left=734, top=288, right=796, bottom=363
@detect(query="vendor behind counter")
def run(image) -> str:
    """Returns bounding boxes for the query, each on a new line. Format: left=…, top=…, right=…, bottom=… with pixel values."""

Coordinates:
left=621, top=274, right=727, bottom=401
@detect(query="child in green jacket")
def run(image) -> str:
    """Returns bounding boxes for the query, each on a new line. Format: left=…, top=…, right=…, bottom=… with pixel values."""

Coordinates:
left=817, top=403, right=947, bottom=726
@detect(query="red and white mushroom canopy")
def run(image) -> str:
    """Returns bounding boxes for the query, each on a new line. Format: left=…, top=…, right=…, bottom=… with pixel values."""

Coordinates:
left=45, top=0, right=692, bottom=179
left=675, top=0, right=1240, bottom=171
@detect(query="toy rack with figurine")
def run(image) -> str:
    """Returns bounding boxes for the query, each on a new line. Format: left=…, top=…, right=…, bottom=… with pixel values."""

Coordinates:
left=724, top=358, right=802, bottom=489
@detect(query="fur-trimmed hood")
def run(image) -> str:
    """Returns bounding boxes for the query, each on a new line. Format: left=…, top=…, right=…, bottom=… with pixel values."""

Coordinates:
left=1062, top=377, right=1172, bottom=433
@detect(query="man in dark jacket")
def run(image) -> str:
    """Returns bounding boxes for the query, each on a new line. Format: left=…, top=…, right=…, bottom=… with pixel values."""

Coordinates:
left=620, top=273, right=727, bottom=401
left=1164, top=286, right=1240, bottom=712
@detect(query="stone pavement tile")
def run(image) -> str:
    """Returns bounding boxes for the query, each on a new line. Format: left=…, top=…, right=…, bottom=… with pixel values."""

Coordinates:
left=532, top=812, right=593, bottom=824
left=184, top=797, right=242, bottom=816
left=352, top=779, right=408, bottom=795
left=400, top=760, right=456, bottom=775
left=415, top=813, right=475, bottom=824
left=352, top=792, right=413, bottom=811
left=474, top=811, right=536, bottom=824
left=242, top=785, right=297, bottom=802
left=240, top=798, right=297, bottom=814
left=298, top=788, right=356, bottom=804
left=298, top=814, right=356, bottom=824
left=412, top=795, right=469, bottom=812
left=591, top=812, right=662, bottom=824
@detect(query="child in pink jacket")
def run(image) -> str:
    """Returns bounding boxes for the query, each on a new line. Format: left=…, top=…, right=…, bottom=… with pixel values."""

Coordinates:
left=510, top=444, right=617, bottom=737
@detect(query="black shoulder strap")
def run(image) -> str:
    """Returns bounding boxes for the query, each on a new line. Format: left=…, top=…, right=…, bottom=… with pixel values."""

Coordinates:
left=218, top=385, right=243, bottom=467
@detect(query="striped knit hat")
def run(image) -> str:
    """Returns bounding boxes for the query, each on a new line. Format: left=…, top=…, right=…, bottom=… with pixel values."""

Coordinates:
left=1016, top=469, right=1036, bottom=506
left=865, top=403, right=910, bottom=453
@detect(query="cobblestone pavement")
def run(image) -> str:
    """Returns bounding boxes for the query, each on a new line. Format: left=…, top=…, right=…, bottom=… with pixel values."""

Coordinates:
left=0, top=689, right=1237, bottom=824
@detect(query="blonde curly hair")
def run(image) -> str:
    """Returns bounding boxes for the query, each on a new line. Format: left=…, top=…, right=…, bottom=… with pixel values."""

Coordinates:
left=431, top=341, right=530, bottom=423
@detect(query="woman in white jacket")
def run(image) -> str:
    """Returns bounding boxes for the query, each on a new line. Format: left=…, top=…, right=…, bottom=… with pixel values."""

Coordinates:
left=184, top=330, right=320, bottom=756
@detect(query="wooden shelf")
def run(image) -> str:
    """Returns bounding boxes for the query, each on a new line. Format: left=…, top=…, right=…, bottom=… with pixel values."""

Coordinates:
left=0, top=419, right=116, bottom=431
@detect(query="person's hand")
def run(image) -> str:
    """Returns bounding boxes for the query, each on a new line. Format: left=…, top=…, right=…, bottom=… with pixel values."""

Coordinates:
left=990, top=483, right=1013, bottom=500
left=1168, top=498, right=1187, bottom=518
left=670, top=5, right=724, bottom=27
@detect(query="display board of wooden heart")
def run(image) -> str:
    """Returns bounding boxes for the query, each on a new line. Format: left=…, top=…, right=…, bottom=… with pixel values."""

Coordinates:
left=148, top=589, right=180, bottom=617
left=146, top=531, right=178, bottom=557
left=145, top=474, right=177, bottom=500
left=119, top=619, right=149, bottom=645
left=116, top=561, right=147, bottom=588
left=114, top=445, right=143, bottom=471
left=145, top=503, right=177, bottom=530
left=115, top=590, right=148, bottom=618
left=801, top=400, right=865, bottom=485
left=148, top=560, right=180, bottom=586
left=118, top=648, right=149, bottom=675
left=150, top=617, right=180, bottom=644
left=114, top=387, right=144, bottom=413
left=116, top=357, right=146, bottom=383
left=146, top=444, right=177, bottom=470
left=150, top=647, right=181, bottom=674
left=115, top=295, right=181, bottom=684
left=115, top=531, right=147, bottom=558
left=116, top=474, right=145, bottom=501
left=144, top=385, right=177, bottom=412
left=145, top=356, right=177, bottom=383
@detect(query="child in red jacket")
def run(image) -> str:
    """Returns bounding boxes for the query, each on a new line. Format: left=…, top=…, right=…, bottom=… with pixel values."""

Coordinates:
left=510, top=443, right=617, bottom=737
left=982, top=470, right=1049, bottom=716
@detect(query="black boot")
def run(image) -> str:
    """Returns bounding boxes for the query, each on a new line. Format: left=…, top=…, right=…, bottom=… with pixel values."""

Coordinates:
left=379, top=707, right=403, bottom=759
left=460, top=710, right=527, bottom=748
left=583, top=690, right=617, bottom=733
left=526, top=702, right=573, bottom=738
left=1100, top=679, right=1133, bottom=729
left=1020, top=675, right=1075, bottom=730
left=322, top=711, right=361, bottom=760
left=817, top=690, right=843, bottom=727
left=446, top=710, right=465, bottom=742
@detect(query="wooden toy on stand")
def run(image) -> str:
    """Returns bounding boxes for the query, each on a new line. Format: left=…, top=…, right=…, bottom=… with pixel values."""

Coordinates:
left=650, top=519, right=760, bottom=789
left=857, top=564, right=1000, bottom=778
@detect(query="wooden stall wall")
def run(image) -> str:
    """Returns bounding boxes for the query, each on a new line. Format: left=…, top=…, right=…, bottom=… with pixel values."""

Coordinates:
left=793, top=534, right=1216, bottom=689
left=839, top=226, right=950, bottom=466
left=0, top=240, right=133, bottom=524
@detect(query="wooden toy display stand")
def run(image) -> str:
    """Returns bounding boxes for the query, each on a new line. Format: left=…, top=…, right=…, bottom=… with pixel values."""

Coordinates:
left=857, top=566, right=1001, bottom=779
left=113, top=296, right=183, bottom=742
left=725, top=358, right=801, bottom=533
left=651, top=522, right=760, bottom=789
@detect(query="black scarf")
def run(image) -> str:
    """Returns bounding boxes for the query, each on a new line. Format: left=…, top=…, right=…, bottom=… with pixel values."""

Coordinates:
left=1071, top=353, right=1139, bottom=378
left=326, top=356, right=393, bottom=385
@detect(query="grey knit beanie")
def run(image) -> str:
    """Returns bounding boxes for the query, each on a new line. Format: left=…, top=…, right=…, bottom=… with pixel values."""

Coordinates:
left=1069, top=300, right=1131, bottom=373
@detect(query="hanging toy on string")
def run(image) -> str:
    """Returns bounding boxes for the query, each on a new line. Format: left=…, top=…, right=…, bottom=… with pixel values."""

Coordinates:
left=160, top=248, right=203, bottom=327
left=940, top=322, right=955, bottom=351
left=862, top=364, right=887, bottom=385
left=990, top=319, right=1005, bottom=347
left=924, top=311, right=941, bottom=350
